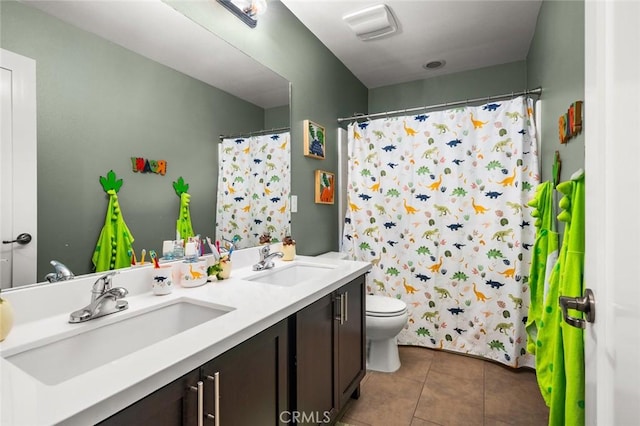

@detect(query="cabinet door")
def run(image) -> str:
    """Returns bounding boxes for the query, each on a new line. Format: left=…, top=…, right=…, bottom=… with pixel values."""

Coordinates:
left=98, top=368, right=201, bottom=426
left=335, top=275, right=366, bottom=410
left=294, top=293, right=338, bottom=424
left=201, top=319, right=289, bottom=426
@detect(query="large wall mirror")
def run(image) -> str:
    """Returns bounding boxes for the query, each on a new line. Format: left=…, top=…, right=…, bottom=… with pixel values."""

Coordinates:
left=0, top=0, right=290, bottom=289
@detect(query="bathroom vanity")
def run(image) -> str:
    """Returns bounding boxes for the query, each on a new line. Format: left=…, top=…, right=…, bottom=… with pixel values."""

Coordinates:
left=0, top=249, right=370, bottom=425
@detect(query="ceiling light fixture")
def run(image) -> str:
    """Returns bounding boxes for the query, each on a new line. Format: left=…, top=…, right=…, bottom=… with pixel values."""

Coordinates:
left=342, top=4, right=398, bottom=41
left=423, top=60, right=446, bottom=70
left=218, top=0, right=267, bottom=28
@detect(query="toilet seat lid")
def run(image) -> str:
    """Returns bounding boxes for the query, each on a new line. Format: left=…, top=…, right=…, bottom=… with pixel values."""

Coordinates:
left=366, top=295, right=407, bottom=316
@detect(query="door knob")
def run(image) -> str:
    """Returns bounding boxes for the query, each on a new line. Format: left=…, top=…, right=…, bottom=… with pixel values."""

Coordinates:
left=2, top=233, right=32, bottom=245
left=559, top=288, right=595, bottom=329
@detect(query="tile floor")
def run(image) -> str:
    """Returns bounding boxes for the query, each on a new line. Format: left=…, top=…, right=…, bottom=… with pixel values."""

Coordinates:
left=339, top=346, right=549, bottom=426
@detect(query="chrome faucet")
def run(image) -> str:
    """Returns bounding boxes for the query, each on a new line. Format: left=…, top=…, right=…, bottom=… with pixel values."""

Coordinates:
left=44, top=260, right=75, bottom=283
left=252, top=245, right=284, bottom=271
left=69, top=271, right=128, bottom=323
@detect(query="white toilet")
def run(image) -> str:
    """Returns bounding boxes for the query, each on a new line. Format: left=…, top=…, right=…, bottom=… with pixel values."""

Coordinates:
left=365, top=295, right=408, bottom=373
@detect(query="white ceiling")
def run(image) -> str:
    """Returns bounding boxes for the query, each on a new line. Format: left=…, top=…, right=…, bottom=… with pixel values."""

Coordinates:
left=281, top=0, right=543, bottom=88
left=23, top=0, right=289, bottom=109
left=20, top=0, right=542, bottom=106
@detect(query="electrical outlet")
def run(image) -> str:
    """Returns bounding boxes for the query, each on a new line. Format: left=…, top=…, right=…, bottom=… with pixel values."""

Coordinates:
left=291, top=195, right=298, bottom=213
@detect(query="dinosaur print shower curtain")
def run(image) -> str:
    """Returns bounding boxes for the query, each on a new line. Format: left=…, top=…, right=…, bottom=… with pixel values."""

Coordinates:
left=216, top=132, right=291, bottom=249
left=343, top=96, right=539, bottom=367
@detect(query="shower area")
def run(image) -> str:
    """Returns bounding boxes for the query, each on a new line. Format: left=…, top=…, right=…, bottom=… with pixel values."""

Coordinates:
left=340, top=94, right=540, bottom=368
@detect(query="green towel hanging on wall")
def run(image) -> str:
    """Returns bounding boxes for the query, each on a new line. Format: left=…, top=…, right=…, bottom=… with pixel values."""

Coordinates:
left=548, top=170, right=585, bottom=426
left=525, top=181, right=559, bottom=356
left=534, top=171, right=585, bottom=426
left=92, top=171, right=135, bottom=272
left=174, top=177, right=195, bottom=240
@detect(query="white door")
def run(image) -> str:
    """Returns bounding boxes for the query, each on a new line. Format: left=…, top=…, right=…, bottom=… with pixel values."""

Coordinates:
left=584, top=1, right=640, bottom=424
left=0, top=49, right=37, bottom=289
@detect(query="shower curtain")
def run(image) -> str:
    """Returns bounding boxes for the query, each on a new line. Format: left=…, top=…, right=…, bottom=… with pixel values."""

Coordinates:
left=216, top=131, right=291, bottom=249
left=343, top=96, right=539, bottom=367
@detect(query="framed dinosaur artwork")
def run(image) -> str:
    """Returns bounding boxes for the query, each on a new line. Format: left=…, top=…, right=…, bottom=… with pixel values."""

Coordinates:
left=303, top=119, right=326, bottom=159
left=314, top=170, right=335, bottom=204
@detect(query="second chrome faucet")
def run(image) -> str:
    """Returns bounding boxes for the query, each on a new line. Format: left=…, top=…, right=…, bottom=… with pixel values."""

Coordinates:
left=252, top=245, right=284, bottom=271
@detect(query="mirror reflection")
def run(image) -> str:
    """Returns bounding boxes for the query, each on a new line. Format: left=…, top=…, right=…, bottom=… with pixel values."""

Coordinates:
left=216, top=128, right=291, bottom=249
left=0, top=0, right=290, bottom=289
left=217, top=0, right=268, bottom=28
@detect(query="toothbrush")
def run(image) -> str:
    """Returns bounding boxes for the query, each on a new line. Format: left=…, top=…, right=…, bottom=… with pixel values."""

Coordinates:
left=149, top=250, right=160, bottom=268
left=206, top=237, right=220, bottom=261
left=140, top=249, right=146, bottom=265
left=127, top=249, right=136, bottom=266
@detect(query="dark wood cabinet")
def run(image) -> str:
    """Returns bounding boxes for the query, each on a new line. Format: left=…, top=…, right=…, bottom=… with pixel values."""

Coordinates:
left=99, top=274, right=366, bottom=426
left=335, top=275, right=366, bottom=410
left=100, top=319, right=289, bottom=426
left=294, top=275, right=366, bottom=425
left=201, top=319, right=289, bottom=426
left=98, top=368, right=201, bottom=426
left=294, top=293, right=339, bottom=421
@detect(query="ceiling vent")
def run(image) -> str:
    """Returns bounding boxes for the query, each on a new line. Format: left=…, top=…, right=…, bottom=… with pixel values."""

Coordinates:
left=342, top=4, right=398, bottom=41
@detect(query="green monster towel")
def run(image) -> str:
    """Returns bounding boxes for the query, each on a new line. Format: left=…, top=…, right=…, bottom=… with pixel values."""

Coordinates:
left=549, top=171, right=585, bottom=426
left=173, top=177, right=195, bottom=240
left=536, top=172, right=585, bottom=426
left=526, top=181, right=559, bottom=356
left=92, top=171, right=135, bottom=272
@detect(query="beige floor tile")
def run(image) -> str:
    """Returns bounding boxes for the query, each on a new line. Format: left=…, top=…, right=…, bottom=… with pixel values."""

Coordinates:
left=483, top=417, right=515, bottom=426
left=484, top=362, right=549, bottom=425
left=337, top=416, right=373, bottom=426
left=360, top=371, right=374, bottom=386
left=345, top=372, right=423, bottom=426
left=410, top=417, right=443, bottom=426
left=414, top=369, right=484, bottom=426
left=394, top=346, right=435, bottom=383
left=351, top=347, right=549, bottom=426
left=430, top=350, right=486, bottom=381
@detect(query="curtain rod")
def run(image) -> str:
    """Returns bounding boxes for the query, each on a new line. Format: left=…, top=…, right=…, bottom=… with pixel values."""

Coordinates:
left=219, top=126, right=290, bottom=141
left=337, top=87, right=543, bottom=123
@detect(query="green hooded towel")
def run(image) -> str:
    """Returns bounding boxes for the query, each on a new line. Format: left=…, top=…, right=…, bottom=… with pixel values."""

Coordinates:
left=526, top=180, right=560, bottom=357
left=92, top=189, right=135, bottom=272
left=535, top=171, right=585, bottom=426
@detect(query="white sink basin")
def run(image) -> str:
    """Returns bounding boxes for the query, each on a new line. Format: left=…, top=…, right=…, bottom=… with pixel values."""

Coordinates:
left=247, top=262, right=337, bottom=286
left=4, top=299, right=233, bottom=385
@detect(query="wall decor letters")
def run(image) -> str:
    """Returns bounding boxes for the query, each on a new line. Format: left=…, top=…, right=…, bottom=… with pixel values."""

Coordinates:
left=131, top=157, right=167, bottom=175
left=558, top=101, right=583, bottom=144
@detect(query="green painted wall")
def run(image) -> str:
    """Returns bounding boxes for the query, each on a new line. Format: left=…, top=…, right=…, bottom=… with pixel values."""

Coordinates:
left=3, top=0, right=582, bottom=280
left=167, top=0, right=369, bottom=256
left=369, top=61, right=528, bottom=113
left=527, top=0, right=585, bottom=183
left=265, top=104, right=290, bottom=129
left=1, top=1, right=266, bottom=277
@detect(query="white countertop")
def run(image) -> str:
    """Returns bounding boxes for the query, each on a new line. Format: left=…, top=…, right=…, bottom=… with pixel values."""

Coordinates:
left=0, top=250, right=370, bottom=425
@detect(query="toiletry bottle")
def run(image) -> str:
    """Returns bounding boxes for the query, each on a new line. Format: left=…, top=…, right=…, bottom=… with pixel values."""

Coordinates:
left=173, top=239, right=184, bottom=259
left=162, top=240, right=175, bottom=260
left=184, top=241, right=197, bottom=262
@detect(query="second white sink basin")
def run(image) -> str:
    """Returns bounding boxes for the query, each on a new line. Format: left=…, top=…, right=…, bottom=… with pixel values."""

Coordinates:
left=4, top=299, right=233, bottom=385
left=247, top=262, right=337, bottom=286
